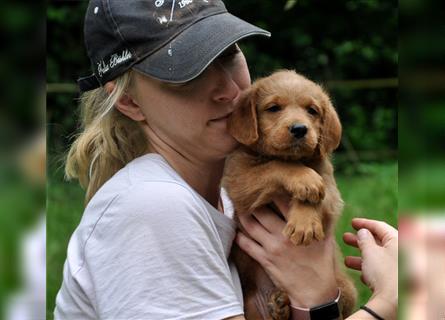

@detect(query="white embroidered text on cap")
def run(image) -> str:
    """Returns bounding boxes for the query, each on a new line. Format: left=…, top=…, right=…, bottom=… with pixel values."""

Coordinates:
left=97, top=49, right=133, bottom=77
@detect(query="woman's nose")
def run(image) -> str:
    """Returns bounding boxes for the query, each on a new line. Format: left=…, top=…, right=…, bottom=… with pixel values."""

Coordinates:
left=211, top=63, right=240, bottom=103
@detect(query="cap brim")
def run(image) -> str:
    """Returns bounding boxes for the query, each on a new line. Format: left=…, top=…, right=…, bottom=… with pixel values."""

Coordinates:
left=132, top=12, right=270, bottom=83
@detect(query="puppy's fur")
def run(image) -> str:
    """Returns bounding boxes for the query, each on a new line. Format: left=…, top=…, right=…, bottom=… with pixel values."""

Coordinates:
left=223, top=70, right=357, bottom=319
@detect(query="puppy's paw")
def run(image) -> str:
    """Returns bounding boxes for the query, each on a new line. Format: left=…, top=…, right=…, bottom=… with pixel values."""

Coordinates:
left=283, top=216, right=325, bottom=246
left=267, top=289, right=290, bottom=320
left=290, top=174, right=325, bottom=204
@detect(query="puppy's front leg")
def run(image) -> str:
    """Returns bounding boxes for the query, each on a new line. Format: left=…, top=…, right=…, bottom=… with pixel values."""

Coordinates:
left=282, top=165, right=325, bottom=204
left=283, top=201, right=324, bottom=246
left=275, top=166, right=325, bottom=245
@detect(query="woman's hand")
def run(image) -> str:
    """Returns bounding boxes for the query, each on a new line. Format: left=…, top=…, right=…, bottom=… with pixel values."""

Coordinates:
left=235, top=197, right=338, bottom=308
left=343, top=218, right=398, bottom=319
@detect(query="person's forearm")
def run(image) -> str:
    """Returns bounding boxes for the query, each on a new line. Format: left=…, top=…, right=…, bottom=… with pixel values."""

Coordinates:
left=288, top=286, right=338, bottom=309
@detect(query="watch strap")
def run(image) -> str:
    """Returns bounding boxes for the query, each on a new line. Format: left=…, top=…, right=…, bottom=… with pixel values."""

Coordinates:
left=290, top=288, right=341, bottom=320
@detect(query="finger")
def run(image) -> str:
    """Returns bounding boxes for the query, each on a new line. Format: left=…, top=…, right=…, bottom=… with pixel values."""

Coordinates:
left=271, top=195, right=291, bottom=221
left=253, top=206, right=286, bottom=234
left=344, top=256, right=362, bottom=271
left=238, top=213, right=273, bottom=246
left=356, top=228, right=379, bottom=255
left=235, top=231, right=267, bottom=265
left=343, top=232, right=359, bottom=248
left=352, top=218, right=397, bottom=243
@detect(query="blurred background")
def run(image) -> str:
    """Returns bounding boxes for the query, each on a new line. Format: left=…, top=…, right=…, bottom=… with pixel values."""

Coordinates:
left=46, top=0, right=397, bottom=318
left=399, top=0, right=445, bottom=319
left=0, top=0, right=46, bottom=319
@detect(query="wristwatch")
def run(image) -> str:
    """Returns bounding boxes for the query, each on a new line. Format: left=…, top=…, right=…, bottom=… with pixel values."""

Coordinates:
left=290, top=288, right=341, bottom=320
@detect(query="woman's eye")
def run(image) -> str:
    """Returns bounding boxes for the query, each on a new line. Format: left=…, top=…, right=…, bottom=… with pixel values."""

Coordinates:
left=266, top=105, right=281, bottom=113
left=307, top=105, right=318, bottom=116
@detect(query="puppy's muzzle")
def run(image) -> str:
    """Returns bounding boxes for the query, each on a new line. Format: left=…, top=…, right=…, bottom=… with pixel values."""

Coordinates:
left=289, top=124, right=308, bottom=139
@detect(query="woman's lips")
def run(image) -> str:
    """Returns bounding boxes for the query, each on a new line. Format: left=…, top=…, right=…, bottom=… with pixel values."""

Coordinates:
left=210, top=113, right=232, bottom=122
left=209, top=112, right=232, bottom=128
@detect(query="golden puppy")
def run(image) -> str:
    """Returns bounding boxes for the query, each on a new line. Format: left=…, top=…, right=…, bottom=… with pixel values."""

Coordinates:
left=223, top=70, right=357, bottom=319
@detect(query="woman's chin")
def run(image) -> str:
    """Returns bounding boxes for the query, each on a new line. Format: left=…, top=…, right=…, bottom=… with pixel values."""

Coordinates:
left=214, top=134, right=240, bottom=158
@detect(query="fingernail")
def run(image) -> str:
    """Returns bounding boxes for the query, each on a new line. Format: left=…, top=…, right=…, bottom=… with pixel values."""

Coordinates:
left=357, top=228, right=370, bottom=240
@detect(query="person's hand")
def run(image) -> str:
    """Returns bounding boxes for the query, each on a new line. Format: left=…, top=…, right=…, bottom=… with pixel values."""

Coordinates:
left=343, top=218, right=398, bottom=319
left=235, top=197, right=338, bottom=308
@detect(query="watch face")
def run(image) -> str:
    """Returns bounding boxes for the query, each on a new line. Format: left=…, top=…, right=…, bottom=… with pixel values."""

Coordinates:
left=309, top=301, right=340, bottom=320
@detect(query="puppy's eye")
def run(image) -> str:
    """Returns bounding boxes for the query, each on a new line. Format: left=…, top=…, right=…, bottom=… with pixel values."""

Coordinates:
left=307, top=106, right=318, bottom=116
left=266, top=105, right=281, bottom=113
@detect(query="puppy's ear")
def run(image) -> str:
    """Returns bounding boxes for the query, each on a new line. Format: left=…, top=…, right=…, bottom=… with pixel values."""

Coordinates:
left=319, top=94, right=342, bottom=156
left=228, top=89, right=259, bottom=146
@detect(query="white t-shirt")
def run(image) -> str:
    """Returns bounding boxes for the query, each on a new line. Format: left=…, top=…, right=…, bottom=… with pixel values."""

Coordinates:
left=54, top=154, right=244, bottom=320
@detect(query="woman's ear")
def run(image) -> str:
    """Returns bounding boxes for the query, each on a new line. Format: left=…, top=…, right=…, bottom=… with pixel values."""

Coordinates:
left=104, top=82, right=145, bottom=121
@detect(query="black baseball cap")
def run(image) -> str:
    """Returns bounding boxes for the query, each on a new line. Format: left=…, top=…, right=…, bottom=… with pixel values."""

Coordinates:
left=78, top=0, right=271, bottom=92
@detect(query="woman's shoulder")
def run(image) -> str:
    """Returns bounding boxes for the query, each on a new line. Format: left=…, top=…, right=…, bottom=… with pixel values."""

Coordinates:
left=127, top=153, right=186, bottom=185
left=88, top=153, right=193, bottom=209
left=117, top=178, right=203, bottom=214
left=83, top=179, right=205, bottom=240
left=77, top=159, right=210, bottom=252
left=88, top=177, right=198, bottom=214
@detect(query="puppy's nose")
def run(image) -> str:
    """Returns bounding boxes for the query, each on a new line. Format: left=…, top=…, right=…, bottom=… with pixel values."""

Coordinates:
left=289, top=124, right=308, bottom=139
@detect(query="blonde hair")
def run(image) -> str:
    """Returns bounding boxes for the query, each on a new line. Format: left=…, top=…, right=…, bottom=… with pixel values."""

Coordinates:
left=65, top=71, right=147, bottom=204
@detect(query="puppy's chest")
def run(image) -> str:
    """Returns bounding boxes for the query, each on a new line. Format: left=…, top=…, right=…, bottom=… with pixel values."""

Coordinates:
left=224, top=150, right=323, bottom=210
left=226, top=150, right=318, bottom=178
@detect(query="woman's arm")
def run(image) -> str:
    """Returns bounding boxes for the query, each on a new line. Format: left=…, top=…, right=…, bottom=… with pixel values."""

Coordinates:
left=235, top=199, right=339, bottom=309
left=236, top=199, right=398, bottom=320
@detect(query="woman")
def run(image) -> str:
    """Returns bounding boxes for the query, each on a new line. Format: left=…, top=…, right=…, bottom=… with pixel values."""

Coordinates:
left=55, top=0, right=397, bottom=319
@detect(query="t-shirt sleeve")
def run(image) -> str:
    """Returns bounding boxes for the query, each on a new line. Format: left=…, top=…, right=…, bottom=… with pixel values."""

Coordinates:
left=83, top=181, right=243, bottom=320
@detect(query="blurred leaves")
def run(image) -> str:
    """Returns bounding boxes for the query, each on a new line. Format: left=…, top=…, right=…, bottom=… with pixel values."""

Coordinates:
left=0, top=2, right=44, bottom=152
left=399, top=0, right=445, bottom=212
left=284, top=0, right=297, bottom=11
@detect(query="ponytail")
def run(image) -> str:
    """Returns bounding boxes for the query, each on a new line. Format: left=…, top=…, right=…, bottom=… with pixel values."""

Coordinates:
left=65, top=71, right=147, bottom=204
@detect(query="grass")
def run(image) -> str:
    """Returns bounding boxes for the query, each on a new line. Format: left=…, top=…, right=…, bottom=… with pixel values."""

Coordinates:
left=335, top=162, right=398, bottom=308
left=399, top=160, right=445, bottom=212
left=0, top=163, right=45, bottom=318
left=46, top=161, right=398, bottom=318
left=46, top=177, right=85, bottom=319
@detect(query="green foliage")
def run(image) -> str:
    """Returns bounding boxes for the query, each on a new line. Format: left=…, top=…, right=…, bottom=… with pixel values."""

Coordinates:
left=0, top=162, right=44, bottom=317
left=399, top=161, right=445, bottom=211
left=335, top=162, right=398, bottom=308
left=46, top=179, right=85, bottom=320
left=284, top=0, right=298, bottom=11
